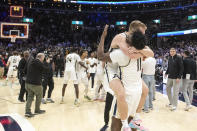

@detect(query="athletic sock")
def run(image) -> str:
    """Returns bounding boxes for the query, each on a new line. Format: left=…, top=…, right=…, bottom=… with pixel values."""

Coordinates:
left=121, top=119, right=129, bottom=128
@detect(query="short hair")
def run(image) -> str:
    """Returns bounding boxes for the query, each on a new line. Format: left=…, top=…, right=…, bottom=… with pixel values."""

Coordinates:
left=36, top=53, right=45, bottom=59
left=13, top=51, right=18, bottom=55
left=79, top=50, right=87, bottom=56
left=126, top=30, right=146, bottom=50
left=23, top=51, right=29, bottom=59
left=184, top=50, right=190, bottom=56
left=170, top=48, right=176, bottom=50
left=129, top=20, right=147, bottom=32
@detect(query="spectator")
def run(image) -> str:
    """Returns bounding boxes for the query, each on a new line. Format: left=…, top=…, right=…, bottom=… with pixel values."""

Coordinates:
left=182, top=50, right=196, bottom=111
left=25, top=53, right=48, bottom=118
left=42, top=56, right=55, bottom=104
left=18, top=51, right=30, bottom=102
left=0, top=55, right=4, bottom=79
left=165, top=48, right=184, bottom=111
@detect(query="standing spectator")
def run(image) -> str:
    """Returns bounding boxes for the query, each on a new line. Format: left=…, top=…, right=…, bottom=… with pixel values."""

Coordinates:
left=88, top=52, right=97, bottom=88
left=165, top=48, right=184, bottom=111
left=42, top=56, right=55, bottom=104
left=3, top=54, right=9, bottom=78
left=25, top=53, right=48, bottom=117
left=182, top=50, right=196, bottom=111
left=0, top=55, right=4, bottom=79
left=142, top=57, right=156, bottom=113
left=54, top=54, right=63, bottom=77
left=18, top=51, right=30, bottom=102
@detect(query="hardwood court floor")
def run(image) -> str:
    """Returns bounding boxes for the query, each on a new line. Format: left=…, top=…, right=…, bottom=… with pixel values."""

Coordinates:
left=0, top=78, right=197, bottom=131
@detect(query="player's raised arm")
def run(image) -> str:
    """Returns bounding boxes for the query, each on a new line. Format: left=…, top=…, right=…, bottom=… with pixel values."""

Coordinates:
left=97, top=25, right=112, bottom=63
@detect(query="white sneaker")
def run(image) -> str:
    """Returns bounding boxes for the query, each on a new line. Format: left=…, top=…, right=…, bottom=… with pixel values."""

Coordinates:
left=60, top=98, right=64, bottom=104
left=170, top=106, right=177, bottom=111
left=185, top=105, right=192, bottom=111
left=74, top=99, right=80, bottom=106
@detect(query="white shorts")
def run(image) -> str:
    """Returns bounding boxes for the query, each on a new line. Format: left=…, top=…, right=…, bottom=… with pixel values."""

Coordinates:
left=7, top=67, right=17, bottom=78
left=78, top=73, right=88, bottom=86
left=111, top=88, right=142, bottom=118
left=64, top=71, right=78, bottom=84
left=96, top=73, right=104, bottom=84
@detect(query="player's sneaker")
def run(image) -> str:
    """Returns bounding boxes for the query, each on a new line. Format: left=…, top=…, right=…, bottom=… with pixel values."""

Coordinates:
left=74, top=99, right=80, bottom=106
left=185, top=105, right=192, bottom=111
left=46, top=98, right=55, bottom=103
left=129, top=120, right=148, bottom=131
left=84, top=95, right=91, bottom=101
left=60, top=98, right=64, bottom=104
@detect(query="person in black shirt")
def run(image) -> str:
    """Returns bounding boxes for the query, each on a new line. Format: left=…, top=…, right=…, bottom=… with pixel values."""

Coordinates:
left=41, top=56, right=55, bottom=104
left=18, top=51, right=29, bottom=102
left=182, top=50, right=196, bottom=111
left=54, top=54, right=64, bottom=77
left=165, top=48, right=184, bottom=111
left=0, top=55, right=5, bottom=79
left=25, top=53, right=48, bottom=118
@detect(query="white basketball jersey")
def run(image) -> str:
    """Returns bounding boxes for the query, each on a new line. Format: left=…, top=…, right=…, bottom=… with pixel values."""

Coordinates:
left=8, top=55, right=20, bottom=68
left=65, top=53, right=80, bottom=72
left=88, top=58, right=97, bottom=73
left=96, top=60, right=104, bottom=75
left=78, top=58, right=88, bottom=76
left=110, top=49, right=142, bottom=94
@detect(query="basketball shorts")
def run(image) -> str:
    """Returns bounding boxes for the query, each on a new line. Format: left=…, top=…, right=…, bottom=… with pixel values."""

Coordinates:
left=77, top=73, right=88, bottom=86
left=7, top=67, right=17, bottom=78
left=111, top=88, right=142, bottom=118
left=63, top=71, right=78, bottom=84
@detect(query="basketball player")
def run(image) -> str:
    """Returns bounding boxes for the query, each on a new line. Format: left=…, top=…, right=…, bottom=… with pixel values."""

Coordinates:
left=99, top=22, right=153, bottom=130
left=110, top=21, right=153, bottom=124
left=77, top=50, right=91, bottom=101
left=61, top=49, right=86, bottom=106
left=94, top=60, right=106, bottom=102
left=98, top=25, right=152, bottom=131
left=88, top=52, right=97, bottom=88
left=6, top=51, right=21, bottom=88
